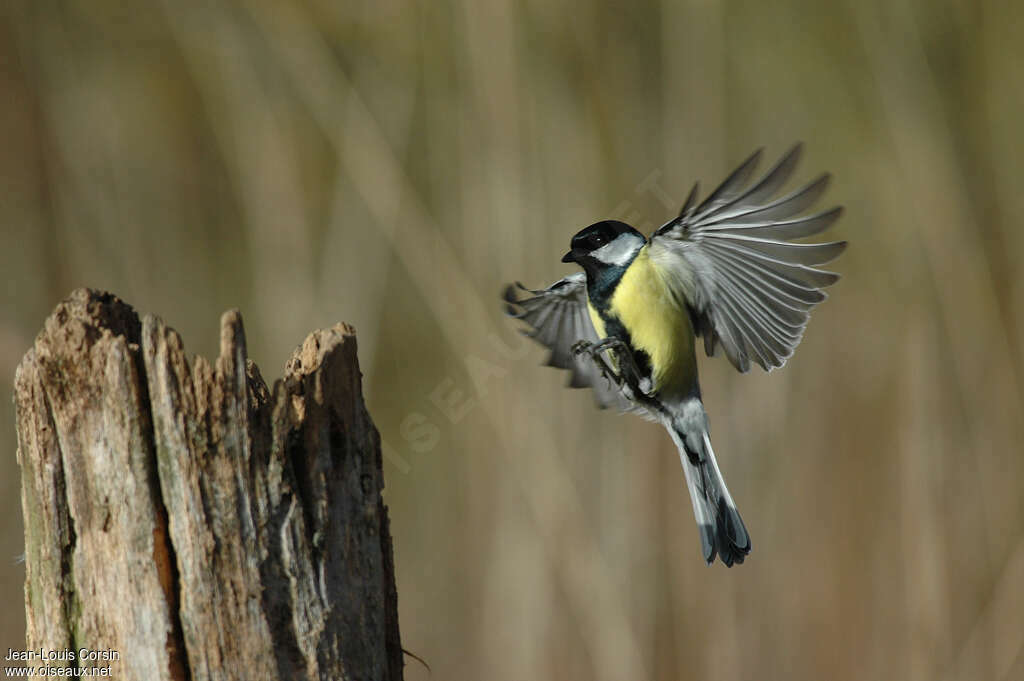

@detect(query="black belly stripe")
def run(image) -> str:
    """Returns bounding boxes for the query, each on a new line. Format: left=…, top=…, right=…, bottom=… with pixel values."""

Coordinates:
left=584, top=257, right=653, bottom=386
left=599, top=314, right=653, bottom=384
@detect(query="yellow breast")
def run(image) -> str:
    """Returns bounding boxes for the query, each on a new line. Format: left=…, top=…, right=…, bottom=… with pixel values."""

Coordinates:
left=587, top=302, right=607, bottom=340
left=607, top=246, right=696, bottom=393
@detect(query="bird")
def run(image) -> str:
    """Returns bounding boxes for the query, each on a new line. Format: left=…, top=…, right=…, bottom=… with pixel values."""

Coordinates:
left=503, top=144, right=845, bottom=566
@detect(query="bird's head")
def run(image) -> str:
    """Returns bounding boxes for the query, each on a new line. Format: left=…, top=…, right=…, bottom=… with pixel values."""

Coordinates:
left=562, top=220, right=646, bottom=274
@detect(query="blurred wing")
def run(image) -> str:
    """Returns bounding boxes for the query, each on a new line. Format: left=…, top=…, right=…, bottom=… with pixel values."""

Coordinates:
left=503, top=273, right=636, bottom=411
left=648, top=143, right=846, bottom=373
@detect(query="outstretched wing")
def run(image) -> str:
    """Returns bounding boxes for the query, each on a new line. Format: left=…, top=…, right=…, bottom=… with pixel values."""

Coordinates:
left=648, top=143, right=846, bottom=373
left=503, top=273, right=636, bottom=411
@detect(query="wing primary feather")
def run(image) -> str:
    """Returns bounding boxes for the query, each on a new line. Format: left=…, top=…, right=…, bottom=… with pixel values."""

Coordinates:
left=707, top=256, right=822, bottom=332
left=707, top=240, right=831, bottom=293
left=526, top=298, right=561, bottom=339
left=544, top=305, right=572, bottom=368
left=703, top=234, right=847, bottom=266
left=718, top=281, right=805, bottom=355
left=713, top=280, right=799, bottom=351
left=653, top=182, right=701, bottom=238
left=709, top=267, right=804, bottom=348
left=531, top=306, right=559, bottom=346
left=706, top=173, right=831, bottom=224
left=703, top=333, right=717, bottom=357
left=716, top=292, right=787, bottom=369
left=692, top=148, right=764, bottom=220
left=708, top=245, right=829, bottom=309
left=679, top=182, right=700, bottom=219
left=723, top=143, right=804, bottom=211
left=710, top=248, right=834, bottom=310
left=713, top=276, right=807, bottom=338
left=711, top=306, right=754, bottom=373
left=706, top=239, right=842, bottom=288
left=714, top=294, right=776, bottom=369
left=701, top=207, right=843, bottom=241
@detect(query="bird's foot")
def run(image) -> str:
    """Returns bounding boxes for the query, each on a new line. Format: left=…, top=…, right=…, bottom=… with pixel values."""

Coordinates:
left=572, top=338, right=655, bottom=399
left=571, top=340, right=625, bottom=390
left=570, top=339, right=596, bottom=358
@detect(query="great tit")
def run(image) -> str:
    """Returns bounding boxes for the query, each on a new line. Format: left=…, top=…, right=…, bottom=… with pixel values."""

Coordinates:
left=504, top=144, right=845, bottom=566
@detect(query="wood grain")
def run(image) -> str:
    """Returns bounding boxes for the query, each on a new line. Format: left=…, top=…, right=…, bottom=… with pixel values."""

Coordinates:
left=14, top=289, right=402, bottom=681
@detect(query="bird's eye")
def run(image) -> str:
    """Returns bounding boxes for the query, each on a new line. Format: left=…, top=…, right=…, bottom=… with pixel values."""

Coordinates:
left=591, top=235, right=605, bottom=247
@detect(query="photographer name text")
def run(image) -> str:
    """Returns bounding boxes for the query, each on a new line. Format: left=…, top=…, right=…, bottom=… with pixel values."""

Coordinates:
left=5, top=649, right=119, bottom=663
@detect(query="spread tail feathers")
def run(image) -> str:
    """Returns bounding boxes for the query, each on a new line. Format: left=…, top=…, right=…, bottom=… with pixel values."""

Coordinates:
left=665, top=403, right=751, bottom=567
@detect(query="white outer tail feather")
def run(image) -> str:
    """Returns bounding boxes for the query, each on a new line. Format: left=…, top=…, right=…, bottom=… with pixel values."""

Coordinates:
left=663, top=400, right=751, bottom=567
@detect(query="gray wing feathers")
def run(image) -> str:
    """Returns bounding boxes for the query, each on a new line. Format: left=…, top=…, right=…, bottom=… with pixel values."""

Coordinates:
left=503, top=274, right=635, bottom=411
left=650, top=143, right=846, bottom=373
left=704, top=175, right=832, bottom=227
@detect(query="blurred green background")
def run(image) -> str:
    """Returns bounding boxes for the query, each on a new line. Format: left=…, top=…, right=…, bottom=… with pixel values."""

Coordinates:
left=3, top=1, right=1023, bottom=679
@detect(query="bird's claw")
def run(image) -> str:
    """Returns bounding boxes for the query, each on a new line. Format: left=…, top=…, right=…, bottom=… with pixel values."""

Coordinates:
left=573, top=337, right=657, bottom=399
left=571, top=341, right=621, bottom=388
left=571, top=340, right=594, bottom=357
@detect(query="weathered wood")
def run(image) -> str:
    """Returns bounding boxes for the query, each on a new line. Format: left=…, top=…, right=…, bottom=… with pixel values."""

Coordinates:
left=14, top=289, right=403, bottom=681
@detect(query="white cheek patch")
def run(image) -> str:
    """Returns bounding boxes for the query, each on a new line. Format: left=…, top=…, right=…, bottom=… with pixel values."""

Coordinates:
left=593, top=234, right=644, bottom=266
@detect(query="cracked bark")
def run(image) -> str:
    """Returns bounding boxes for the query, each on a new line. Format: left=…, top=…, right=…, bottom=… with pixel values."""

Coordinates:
left=14, top=289, right=403, bottom=681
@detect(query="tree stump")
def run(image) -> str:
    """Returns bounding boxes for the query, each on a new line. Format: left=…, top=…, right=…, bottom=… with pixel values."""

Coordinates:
left=13, top=289, right=403, bottom=681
